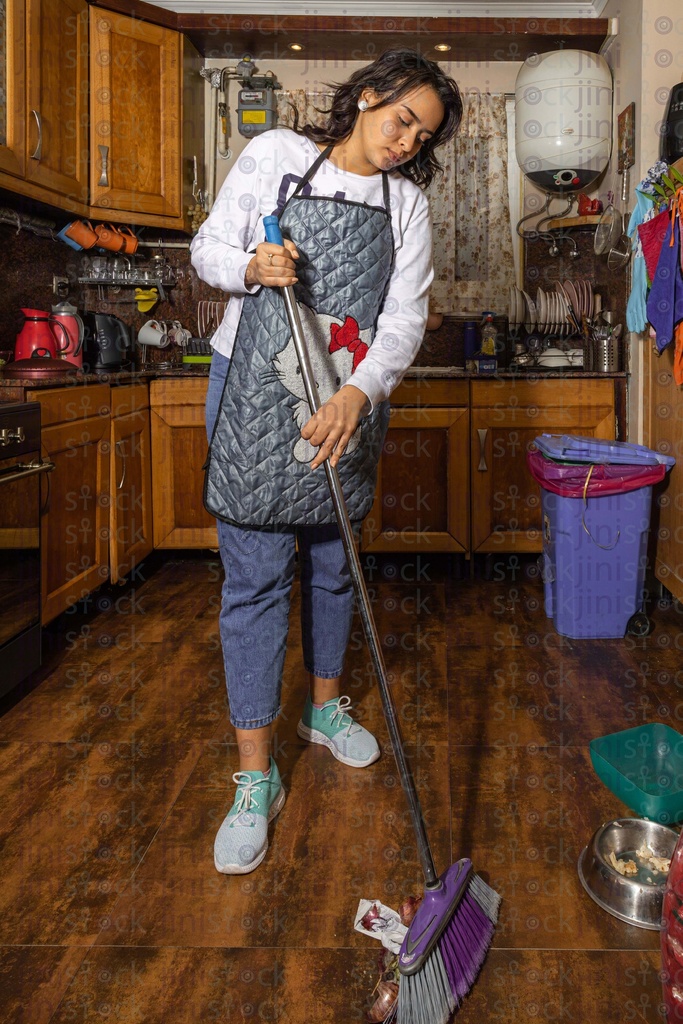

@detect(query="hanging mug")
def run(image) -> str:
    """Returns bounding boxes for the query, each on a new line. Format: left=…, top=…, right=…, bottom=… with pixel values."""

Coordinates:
left=168, top=320, right=191, bottom=346
left=63, top=219, right=98, bottom=249
left=118, top=226, right=139, bottom=255
left=94, top=223, right=125, bottom=251
left=138, top=320, right=170, bottom=348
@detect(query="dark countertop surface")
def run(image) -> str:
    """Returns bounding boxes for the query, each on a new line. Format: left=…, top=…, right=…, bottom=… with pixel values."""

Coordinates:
left=0, top=364, right=627, bottom=400
left=0, top=366, right=210, bottom=397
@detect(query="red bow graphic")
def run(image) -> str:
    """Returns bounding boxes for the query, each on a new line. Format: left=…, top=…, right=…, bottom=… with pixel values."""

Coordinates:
left=328, top=316, right=368, bottom=373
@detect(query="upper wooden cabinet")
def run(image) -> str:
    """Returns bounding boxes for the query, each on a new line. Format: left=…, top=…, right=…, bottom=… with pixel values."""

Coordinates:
left=0, top=0, right=88, bottom=200
left=0, top=0, right=26, bottom=178
left=0, top=3, right=203, bottom=227
left=89, top=7, right=203, bottom=225
left=24, top=0, right=89, bottom=202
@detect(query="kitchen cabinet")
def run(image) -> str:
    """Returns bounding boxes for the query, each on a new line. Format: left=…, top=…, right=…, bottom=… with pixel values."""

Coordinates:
left=110, top=383, right=153, bottom=584
left=0, top=0, right=25, bottom=179
left=24, top=0, right=89, bottom=202
left=89, top=8, right=204, bottom=227
left=150, top=379, right=217, bottom=549
left=26, top=384, right=111, bottom=624
left=470, top=378, right=616, bottom=553
left=362, top=379, right=469, bottom=553
left=363, top=375, right=617, bottom=555
left=0, top=0, right=88, bottom=206
left=643, top=343, right=683, bottom=604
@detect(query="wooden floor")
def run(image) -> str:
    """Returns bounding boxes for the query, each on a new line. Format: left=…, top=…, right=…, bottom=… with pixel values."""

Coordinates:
left=0, top=551, right=679, bottom=1023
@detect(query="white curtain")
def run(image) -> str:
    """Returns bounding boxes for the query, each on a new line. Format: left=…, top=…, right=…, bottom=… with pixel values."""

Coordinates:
left=275, top=90, right=516, bottom=316
left=276, top=90, right=333, bottom=131
left=427, top=92, right=516, bottom=313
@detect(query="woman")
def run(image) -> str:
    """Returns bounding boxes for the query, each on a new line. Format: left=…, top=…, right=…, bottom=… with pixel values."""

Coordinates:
left=191, top=49, right=462, bottom=875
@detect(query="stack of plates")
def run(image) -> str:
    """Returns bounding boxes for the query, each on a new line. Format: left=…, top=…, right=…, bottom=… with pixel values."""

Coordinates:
left=536, top=287, right=571, bottom=337
left=557, top=279, right=602, bottom=323
left=509, top=280, right=602, bottom=336
left=508, top=285, right=526, bottom=330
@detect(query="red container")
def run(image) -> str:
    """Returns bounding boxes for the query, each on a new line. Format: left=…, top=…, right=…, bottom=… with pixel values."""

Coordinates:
left=662, top=832, right=683, bottom=1020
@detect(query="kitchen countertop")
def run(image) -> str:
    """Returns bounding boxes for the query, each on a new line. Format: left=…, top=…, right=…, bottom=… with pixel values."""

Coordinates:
left=0, top=365, right=210, bottom=399
left=0, top=363, right=627, bottom=400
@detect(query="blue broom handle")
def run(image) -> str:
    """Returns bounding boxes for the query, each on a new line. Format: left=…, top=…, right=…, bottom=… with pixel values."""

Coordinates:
left=263, top=215, right=439, bottom=888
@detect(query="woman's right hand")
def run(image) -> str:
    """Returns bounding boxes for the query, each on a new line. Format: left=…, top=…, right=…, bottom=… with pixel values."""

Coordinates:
left=244, top=240, right=299, bottom=288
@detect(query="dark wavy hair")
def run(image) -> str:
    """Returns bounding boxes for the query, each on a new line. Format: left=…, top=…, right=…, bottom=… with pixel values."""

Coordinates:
left=289, top=49, right=462, bottom=189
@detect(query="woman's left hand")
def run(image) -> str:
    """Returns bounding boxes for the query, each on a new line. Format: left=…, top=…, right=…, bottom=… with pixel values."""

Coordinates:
left=301, top=385, right=369, bottom=470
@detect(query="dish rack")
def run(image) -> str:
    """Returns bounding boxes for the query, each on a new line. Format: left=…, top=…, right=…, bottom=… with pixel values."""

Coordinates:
left=182, top=338, right=212, bottom=365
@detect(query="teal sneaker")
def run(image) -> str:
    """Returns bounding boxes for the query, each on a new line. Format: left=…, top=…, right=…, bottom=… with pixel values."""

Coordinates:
left=297, top=694, right=380, bottom=768
left=213, top=759, right=285, bottom=874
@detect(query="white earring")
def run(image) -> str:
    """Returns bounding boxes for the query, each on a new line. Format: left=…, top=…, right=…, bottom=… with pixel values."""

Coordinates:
left=357, top=99, right=369, bottom=112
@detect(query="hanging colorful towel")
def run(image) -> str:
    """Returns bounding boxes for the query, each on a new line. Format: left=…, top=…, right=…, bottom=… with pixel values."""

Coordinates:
left=638, top=207, right=670, bottom=281
left=646, top=211, right=683, bottom=354
left=675, top=320, right=683, bottom=386
left=626, top=190, right=655, bottom=333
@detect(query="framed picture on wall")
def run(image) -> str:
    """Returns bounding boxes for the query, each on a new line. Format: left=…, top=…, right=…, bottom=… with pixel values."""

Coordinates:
left=618, top=103, right=636, bottom=172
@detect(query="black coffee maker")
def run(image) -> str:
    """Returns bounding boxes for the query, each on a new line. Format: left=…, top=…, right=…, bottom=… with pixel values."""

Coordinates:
left=81, top=313, right=132, bottom=372
left=661, top=82, right=683, bottom=165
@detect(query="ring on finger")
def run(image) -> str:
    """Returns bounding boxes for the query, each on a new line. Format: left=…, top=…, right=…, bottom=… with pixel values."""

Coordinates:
left=267, top=253, right=274, bottom=265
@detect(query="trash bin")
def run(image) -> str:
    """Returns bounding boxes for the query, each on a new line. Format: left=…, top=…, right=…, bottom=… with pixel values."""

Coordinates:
left=527, top=434, right=675, bottom=639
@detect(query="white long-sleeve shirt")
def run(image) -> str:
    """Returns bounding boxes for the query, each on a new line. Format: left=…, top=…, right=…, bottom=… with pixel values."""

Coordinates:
left=190, top=129, right=434, bottom=410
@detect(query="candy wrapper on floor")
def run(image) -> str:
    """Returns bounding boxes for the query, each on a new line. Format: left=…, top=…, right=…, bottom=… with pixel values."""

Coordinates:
left=355, top=899, right=407, bottom=954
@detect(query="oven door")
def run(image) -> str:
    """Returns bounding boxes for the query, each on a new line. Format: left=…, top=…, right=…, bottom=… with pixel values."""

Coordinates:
left=0, top=410, right=54, bottom=697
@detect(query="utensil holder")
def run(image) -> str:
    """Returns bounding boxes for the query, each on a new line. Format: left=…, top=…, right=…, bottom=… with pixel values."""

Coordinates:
left=590, top=335, right=621, bottom=372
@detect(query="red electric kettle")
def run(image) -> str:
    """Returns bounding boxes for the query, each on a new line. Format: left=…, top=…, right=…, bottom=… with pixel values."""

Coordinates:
left=51, top=300, right=85, bottom=368
left=14, top=308, right=70, bottom=361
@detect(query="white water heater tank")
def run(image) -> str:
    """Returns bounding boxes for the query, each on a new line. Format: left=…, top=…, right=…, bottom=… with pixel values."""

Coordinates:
left=515, top=50, right=613, bottom=192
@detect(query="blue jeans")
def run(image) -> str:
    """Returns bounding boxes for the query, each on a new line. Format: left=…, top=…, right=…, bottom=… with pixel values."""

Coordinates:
left=206, top=351, right=355, bottom=730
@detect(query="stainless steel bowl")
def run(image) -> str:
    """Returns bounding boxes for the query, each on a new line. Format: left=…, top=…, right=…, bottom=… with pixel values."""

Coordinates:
left=578, top=817, right=678, bottom=930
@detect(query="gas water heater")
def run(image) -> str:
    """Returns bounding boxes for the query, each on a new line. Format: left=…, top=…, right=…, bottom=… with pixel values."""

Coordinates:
left=515, top=50, right=613, bottom=193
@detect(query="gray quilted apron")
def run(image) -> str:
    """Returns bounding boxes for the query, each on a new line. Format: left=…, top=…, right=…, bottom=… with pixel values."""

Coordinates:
left=204, top=145, right=394, bottom=527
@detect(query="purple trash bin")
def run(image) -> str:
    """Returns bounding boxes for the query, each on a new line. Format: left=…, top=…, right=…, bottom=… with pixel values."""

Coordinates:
left=527, top=437, right=674, bottom=639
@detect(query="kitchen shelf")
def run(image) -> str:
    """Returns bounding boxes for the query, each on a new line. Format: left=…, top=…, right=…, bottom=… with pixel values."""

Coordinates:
left=545, top=215, right=603, bottom=230
left=77, top=277, right=174, bottom=301
left=177, top=15, right=610, bottom=63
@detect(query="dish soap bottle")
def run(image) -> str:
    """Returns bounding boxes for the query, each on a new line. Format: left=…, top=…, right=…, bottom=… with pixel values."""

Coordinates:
left=480, top=312, right=497, bottom=356
left=475, top=312, right=498, bottom=374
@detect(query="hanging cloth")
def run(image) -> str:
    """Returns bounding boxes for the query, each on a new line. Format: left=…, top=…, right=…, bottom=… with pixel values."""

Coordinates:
left=637, top=206, right=669, bottom=282
left=626, top=190, right=655, bottom=332
left=646, top=207, right=683, bottom=354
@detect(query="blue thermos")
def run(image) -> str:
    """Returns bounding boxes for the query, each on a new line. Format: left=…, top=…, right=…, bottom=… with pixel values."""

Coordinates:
left=463, top=321, right=478, bottom=371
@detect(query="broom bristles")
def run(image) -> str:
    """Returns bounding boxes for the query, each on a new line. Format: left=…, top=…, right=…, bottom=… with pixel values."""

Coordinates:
left=396, top=872, right=500, bottom=1024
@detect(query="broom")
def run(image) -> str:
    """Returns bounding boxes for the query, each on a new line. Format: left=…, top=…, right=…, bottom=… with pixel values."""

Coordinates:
left=264, top=216, right=500, bottom=1023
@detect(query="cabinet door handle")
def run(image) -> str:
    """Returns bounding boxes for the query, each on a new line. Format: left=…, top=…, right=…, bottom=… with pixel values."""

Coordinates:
left=30, top=109, right=43, bottom=161
left=477, top=428, right=488, bottom=471
left=116, top=440, right=126, bottom=490
left=192, top=154, right=207, bottom=208
left=98, top=145, right=109, bottom=187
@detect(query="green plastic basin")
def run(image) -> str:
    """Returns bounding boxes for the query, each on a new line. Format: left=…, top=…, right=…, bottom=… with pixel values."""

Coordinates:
left=590, top=723, right=683, bottom=824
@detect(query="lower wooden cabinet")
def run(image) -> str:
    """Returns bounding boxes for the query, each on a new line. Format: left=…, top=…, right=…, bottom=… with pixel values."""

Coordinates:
left=110, top=384, right=153, bottom=583
left=16, top=372, right=625, bottom=617
left=365, top=375, right=618, bottom=554
left=27, top=384, right=111, bottom=623
left=150, top=378, right=217, bottom=548
left=470, top=378, right=616, bottom=553
left=362, top=379, right=469, bottom=553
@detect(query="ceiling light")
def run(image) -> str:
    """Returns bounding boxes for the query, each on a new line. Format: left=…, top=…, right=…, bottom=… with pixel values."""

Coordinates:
left=289, top=43, right=303, bottom=51
left=434, top=44, right=451, bottom=52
